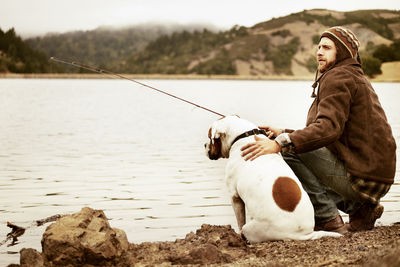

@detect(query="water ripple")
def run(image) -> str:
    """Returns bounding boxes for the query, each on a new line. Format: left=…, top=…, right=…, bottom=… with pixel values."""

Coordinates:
left=0, top=79, right=399, bottom=266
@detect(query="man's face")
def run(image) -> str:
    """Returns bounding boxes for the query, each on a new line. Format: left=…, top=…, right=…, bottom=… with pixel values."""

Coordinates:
left=317, top=37, right=337, bottom=73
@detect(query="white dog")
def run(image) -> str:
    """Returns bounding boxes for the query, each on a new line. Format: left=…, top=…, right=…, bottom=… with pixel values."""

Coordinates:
left=205, top=115, right=341, bottom=243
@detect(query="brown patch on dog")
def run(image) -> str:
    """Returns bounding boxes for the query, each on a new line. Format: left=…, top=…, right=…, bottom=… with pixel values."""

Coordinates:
left=208, top=127, right=224, bottom=160
left=209, top=137, right=222, bottom=160
left=272, top=176, right=301, bottom=212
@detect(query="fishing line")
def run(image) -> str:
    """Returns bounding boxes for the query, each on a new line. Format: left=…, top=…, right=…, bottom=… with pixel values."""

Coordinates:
left=50, top=57, right=225, bottom=117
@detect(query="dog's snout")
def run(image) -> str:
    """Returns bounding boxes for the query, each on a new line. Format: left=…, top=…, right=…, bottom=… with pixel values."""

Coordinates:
left=204, top=141, right=218, bottom=160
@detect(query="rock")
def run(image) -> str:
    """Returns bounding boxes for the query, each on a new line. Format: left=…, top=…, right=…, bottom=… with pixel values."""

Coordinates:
left=41, top=207, right=129, bottom=266
left=9, top=209, right=400, bottom=266
left=20, top=248, right=44, bottom=267
left=195, top=224, right=246, bottom=248
left=189, top=243, right=230, bottom=264
left=169, top=243, right=230, bottom=265
left=167, top=225, right=240, bottom=265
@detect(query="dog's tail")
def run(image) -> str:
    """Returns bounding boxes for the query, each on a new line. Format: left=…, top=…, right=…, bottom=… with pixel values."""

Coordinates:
left=300, top=230, right=342, bottom=240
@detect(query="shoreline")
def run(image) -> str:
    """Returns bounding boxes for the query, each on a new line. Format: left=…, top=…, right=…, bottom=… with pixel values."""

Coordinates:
left=6, top=207, right=400, bottom=267
left=1, top=73, right=399, bottom=82
left=0, top=72, right=315, bottom=81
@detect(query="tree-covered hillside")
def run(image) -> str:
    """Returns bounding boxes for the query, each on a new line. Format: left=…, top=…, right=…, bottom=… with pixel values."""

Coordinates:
left=2, top=9, right=400, bottom=77
left=123, top=27, right=248, bottom=74
left=123, top=9, right=400, bottom=77
left=0, top=28, right=63, bottom=73
left=254, top=9, right=400, bottom=40
left=26, top=24, right=219, bottom=72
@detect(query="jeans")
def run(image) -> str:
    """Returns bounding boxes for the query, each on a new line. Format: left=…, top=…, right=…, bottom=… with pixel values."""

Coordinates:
left=282, top=147, right=363, bottom=224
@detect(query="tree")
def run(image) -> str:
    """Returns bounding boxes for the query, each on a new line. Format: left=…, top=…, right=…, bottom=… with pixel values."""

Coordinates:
left=373, top=44, right=394, bottom=62
left=265, top=37, right=300, bottom=75
left=361, top=56, right=382, bottom=77
left=0, top=27, right=64, bottom=73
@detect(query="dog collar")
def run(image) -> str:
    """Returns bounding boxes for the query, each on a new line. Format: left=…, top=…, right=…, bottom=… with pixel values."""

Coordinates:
left=231, top=129, right=270, bottom=146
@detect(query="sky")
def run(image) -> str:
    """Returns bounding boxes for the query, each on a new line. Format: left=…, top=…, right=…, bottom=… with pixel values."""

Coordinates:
left=1, top=0, right=400, bottom=37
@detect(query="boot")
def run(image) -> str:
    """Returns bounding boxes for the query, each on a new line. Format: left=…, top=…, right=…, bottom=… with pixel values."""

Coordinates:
left=314, top=215, right=348, bottom=234
left=346, top=203, right=383, bottom=232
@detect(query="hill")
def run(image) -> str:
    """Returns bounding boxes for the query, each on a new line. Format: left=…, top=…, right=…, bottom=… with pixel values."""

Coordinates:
left=0, top=28, right=63, bottom=73
left=25, top=24, right=220, bottom=72
left=2, top=9, right=400, bottom=78
left=123, top=9, right=400, bottom=77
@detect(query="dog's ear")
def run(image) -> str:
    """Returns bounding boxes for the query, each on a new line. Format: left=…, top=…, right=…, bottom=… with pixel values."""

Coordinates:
left=210, top=126, right=227, bottom=143
left=207, top=126, right=226, bottom=160
left=210, top=127, right=220, bottom=144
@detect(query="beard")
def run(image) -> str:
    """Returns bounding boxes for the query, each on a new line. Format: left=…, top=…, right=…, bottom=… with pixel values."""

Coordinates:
left=318, top=59, right=335, bottom=73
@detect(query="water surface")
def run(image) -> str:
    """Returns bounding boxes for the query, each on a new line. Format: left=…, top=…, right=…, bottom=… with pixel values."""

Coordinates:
left=0, top=79, right=399, bottom=265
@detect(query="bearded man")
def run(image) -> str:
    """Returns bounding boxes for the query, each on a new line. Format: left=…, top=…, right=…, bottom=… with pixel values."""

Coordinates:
left=241, top=26, right=397, bottom=234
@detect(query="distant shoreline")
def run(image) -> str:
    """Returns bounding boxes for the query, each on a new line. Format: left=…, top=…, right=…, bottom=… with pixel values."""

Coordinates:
left=0, top=72, right=314, bottom=81
left=1, top=72, right=399, bottom=82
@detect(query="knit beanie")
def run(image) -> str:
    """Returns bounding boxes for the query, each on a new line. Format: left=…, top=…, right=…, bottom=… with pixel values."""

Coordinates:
left=311, top=26, right=361, bottom=97
left=320, top=26, right=360, bottom=63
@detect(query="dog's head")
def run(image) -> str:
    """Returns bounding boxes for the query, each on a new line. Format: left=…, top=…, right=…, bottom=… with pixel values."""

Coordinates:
left=205, top=115, right=256, bottom=160
left=205, top=117, right=228, bottom=160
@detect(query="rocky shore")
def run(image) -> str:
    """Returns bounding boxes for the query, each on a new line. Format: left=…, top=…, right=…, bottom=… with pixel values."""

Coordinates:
left=7, top=207, right=400, bottom=267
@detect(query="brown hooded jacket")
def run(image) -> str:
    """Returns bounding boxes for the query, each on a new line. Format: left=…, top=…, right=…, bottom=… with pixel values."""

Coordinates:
left=289, top=58, right=396, bottom=184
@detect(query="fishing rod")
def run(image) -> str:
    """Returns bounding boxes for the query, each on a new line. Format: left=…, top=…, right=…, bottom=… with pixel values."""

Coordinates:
left=50, top=57, right=225, bottom=117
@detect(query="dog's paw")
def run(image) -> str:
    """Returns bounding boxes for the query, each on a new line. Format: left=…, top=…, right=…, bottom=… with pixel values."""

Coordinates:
left=240, top=232, right=250, bottom=244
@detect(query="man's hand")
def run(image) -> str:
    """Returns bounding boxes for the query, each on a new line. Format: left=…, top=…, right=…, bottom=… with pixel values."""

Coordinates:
left=259, top=125, right=283, bottom=139
left=241, top=135, right=281, bottom=161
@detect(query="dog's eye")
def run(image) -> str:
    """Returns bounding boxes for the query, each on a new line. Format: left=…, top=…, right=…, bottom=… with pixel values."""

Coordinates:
left=211, top=137, right=221, bottom=145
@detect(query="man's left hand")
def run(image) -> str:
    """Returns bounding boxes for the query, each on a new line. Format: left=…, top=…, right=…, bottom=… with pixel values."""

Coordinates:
left=241, top=135, right=281, bottom=161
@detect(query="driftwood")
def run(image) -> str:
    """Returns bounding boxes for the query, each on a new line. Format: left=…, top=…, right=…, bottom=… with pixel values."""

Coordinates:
left=0, top=214, right=64, bottom=247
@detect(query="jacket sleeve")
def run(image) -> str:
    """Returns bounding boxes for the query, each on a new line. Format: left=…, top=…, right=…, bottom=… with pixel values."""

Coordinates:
left=289, top=69, right=354, bottom=153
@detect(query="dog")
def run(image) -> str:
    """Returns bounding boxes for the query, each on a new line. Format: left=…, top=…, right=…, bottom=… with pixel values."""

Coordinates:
left=205, top=115, right=341, bottom=242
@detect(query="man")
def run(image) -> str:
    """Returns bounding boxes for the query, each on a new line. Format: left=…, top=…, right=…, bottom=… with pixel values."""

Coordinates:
left=241, top=26, right=397, bottom=233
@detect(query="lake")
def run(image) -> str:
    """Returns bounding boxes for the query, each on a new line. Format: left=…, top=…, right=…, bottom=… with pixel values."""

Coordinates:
left=0, top=78, right=399, bottom=265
